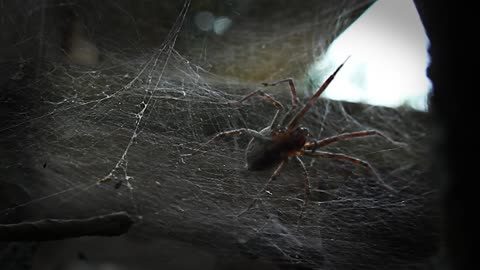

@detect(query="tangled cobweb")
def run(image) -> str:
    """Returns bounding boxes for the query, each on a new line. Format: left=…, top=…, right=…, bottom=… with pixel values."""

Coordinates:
left=1, top=0, right=439, bottom=269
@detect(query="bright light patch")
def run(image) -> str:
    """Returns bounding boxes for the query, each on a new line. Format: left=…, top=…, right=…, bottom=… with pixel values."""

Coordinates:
left=213, top=17, right=232, bottom=35
left=309, top=0, right=431, bottom=111
left=194, top=11, right=215, bottom=32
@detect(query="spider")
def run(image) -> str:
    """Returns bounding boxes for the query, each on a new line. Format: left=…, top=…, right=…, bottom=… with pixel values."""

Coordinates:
left=187, top=57, right=398, bottom=218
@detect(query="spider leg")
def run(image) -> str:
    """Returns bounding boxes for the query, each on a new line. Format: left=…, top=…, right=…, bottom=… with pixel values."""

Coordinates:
left=304, top=150, right=396, bottom=192
left=278, top=105, right=297, bottom=127
left=287, top=56, right=350, bottom=130
left=295, top=156, right=310, bottom=222
left=184, top=128, right=270, bottom=157
left=269, top=110, right=281, bottom=129
left=237, top=89, right=284, bottom=110
left=262, top=78, right=316, bottom=127
left=305, top=130, right=402, bottom=151
left=237, top=159, right=287, bottom=217
left=262, top=78, right=299, bottom=107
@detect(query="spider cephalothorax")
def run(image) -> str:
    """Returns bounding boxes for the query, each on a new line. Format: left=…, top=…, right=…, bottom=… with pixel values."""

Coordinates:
left=271, top=127, right=311, bottom=152
left=188, top=56, right=398, bottom=218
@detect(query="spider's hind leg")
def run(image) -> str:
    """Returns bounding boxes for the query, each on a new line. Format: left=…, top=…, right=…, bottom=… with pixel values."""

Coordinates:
left=237, top=159, right=287, bottom=217
left=183, top=128, right=269, bottom=157
left=305, top=130, right=405, bottom=151
left=236, top=89, right=284, bottom=110
left=295, top=156, right=311, bottom=223
left=305, top=150, right=396, bottom=192
left=262, top=78, right=299, bottom=107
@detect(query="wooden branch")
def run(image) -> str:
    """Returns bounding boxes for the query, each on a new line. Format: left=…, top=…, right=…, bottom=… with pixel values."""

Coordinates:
left=0, top=212, right=134, bottom=241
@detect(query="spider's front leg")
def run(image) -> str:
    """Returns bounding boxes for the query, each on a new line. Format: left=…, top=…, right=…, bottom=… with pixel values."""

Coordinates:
left=287, top=56, right=350, bottom=130
left=183, top=128, right=270, bottom=157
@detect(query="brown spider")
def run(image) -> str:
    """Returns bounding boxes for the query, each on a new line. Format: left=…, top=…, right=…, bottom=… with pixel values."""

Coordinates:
left=188, top=57, right=398, bottom=218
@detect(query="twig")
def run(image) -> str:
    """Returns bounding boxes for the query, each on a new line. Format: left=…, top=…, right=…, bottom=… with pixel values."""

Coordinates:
left=0, top=211, right=134, bottom=241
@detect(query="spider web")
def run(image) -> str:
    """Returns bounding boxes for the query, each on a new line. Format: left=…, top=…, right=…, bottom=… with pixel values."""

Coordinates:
left=1, top=0, right=439, bottom=269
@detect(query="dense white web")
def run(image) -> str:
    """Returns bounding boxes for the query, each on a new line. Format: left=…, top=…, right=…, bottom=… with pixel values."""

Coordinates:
left=1, top=0, right=438, bottom=269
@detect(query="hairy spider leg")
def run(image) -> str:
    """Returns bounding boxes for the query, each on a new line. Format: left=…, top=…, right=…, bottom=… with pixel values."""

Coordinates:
left=237, top=159, right=287, bottom=217
left=304, top=150, right=396, bottom=192
left=261, top=78, right=299, bottom=127
left=287, top=56, right=350, bottom=130
left=184, top=128, right=270, bottom=157
left=235, top=88, right=285, bottom=129
left=295, top=156, right=311, bottom=222
left=269, top=110, right=281, bottom=129
left=262, top=78, right=299, bottom=107
left=237, top=89, right=284, bottom=110
left=304, top=130, right=399, bottom=151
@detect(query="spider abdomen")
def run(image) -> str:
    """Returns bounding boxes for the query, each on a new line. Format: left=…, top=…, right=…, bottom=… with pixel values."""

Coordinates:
left=245, top=138, right=286, bottom=171
left=245, top=127, right=307, bottom=171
